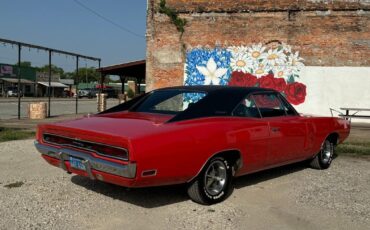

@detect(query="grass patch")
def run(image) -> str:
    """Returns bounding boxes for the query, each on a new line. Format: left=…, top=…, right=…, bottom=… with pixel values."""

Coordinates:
left=337, top=141, right=370, bottom=156
left=0, top=127, right=35, bottom=142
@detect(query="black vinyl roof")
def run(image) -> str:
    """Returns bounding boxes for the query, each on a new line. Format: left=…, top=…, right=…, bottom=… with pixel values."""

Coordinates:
left=100, top=85, right=277, bottom=122
left=157, top=85, right=271, bottom=94
left=165, top=86, right=275, bottom=122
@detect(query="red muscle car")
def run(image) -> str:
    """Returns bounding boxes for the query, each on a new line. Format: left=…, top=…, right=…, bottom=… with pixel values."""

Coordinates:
left=35, top=86, right=350, bottom=204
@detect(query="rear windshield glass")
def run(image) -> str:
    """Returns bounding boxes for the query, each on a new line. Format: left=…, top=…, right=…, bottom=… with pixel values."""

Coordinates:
left=133, top=90, right=207, bottom=114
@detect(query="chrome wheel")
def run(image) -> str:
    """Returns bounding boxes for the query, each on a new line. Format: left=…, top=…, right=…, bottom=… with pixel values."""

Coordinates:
left=204, top=160, right=227, bottom=196
left=321, top=140, right=333, bottom=164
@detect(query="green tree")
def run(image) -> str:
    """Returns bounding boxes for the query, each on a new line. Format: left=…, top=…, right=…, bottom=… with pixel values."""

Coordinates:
left=18, top=61, right=32, bottom=67
left=67, top=67, right=101, bottom=83
left=35, top=64, right=65, bottom=77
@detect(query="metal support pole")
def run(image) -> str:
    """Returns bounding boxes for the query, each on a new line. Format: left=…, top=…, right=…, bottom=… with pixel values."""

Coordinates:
left=75, top=56, right=79, bottom=114
left=17, top=44, right=21, bottom=120
left=98, top=60, right=102, bottom=94
left=48, top=50, right=52, bottom=117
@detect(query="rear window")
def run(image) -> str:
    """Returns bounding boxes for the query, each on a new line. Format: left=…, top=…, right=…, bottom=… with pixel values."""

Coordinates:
left=133, top=90, right=207, bottom=114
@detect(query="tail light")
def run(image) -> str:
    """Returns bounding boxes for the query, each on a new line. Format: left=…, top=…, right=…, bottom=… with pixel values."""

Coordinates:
left=43, top=133, right=128, bottom=161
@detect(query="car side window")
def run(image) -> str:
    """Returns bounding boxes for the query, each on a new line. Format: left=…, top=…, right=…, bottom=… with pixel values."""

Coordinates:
left=251, top=93, right=287, bottom=118
left=232, top=96, right=261, bottom=118
left=278, top=94, right=298, bottom=116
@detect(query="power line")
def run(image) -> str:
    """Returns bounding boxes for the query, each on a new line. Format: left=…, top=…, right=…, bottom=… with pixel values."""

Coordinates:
left=73, top=0, right=145, bottom=39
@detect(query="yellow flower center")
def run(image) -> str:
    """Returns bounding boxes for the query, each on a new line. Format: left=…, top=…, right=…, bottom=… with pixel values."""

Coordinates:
left=255, top=69, right=264, bottom=75
left=292, top=60, right=296, bottom=65
left=268, top=53, right=278, bottom=60
left=252, top=51, right=260, bottom=58
left=278, top=71, right=284, bottom=77
left=236, top=60, right=246, bottom=67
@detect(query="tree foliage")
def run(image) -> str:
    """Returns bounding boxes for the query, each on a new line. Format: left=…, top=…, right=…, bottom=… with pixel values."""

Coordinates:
left=69, top=67, right=101, bottom=83
left=14, top=61, right=104, bottom=83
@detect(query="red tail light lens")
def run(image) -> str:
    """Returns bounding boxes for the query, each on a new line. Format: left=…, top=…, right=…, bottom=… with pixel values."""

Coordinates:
left=43, top=133, right=128, bottom=160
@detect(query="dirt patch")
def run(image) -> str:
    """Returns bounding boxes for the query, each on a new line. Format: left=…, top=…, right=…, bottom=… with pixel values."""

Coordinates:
left=3, top=181, right=24, bottom=189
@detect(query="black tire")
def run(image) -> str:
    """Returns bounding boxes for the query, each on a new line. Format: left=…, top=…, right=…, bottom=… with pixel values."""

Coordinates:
left=310, top=139, right=334, bottom=169
left=187, top=157, right=233, bottom=205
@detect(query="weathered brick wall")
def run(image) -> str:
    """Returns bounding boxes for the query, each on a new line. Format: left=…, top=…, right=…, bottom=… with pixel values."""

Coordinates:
left=146, top=0, right=370, bottom=91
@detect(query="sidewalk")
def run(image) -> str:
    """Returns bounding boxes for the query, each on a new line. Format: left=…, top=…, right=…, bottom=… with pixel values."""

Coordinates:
left=0, top=97, right=96, bottom=103
left=0, top=114, right=86, bottom=130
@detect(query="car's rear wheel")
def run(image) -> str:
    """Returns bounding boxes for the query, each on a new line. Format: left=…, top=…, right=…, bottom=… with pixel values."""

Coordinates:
left=187, top=157, right=233, bottom=205
left=310, top=139, right=334, bottom=169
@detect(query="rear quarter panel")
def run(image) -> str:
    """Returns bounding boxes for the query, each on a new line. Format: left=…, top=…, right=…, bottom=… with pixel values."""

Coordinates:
left=302, top=116, right=350, bottom=157
left=130, top=117, right=269, bottom=187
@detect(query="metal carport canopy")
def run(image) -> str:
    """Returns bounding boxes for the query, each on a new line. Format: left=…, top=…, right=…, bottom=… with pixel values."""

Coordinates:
left=37, top=81, right=68, bottom=88
left=1, top=78, right=34, bottom=84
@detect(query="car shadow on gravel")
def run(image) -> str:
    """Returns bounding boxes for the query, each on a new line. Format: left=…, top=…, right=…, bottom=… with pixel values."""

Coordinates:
left=234, top=161, right=308, bottom=189
left=71, top=161, right=311, bottom=208
left=71, top=175, right=189, bottom=208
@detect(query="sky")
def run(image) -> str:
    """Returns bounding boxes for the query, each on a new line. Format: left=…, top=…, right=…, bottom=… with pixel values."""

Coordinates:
left=0, top=0, right=147, bottom=72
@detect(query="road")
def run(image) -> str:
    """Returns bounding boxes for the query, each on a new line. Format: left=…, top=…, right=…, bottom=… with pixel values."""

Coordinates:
left=0, top=139, right=369, bottom=230
left=0, top=98, right=119, bottom=120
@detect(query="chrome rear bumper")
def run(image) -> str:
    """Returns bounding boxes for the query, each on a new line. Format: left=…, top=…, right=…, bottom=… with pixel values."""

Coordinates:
left=34, top=141, right=136, bottom=179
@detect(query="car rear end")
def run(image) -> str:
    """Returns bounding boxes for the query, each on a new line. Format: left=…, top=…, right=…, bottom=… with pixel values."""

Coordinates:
left=35, top=122, right=138, bottom=187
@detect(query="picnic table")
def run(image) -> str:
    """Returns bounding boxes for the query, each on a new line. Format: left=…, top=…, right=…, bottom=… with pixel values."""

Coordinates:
left=339, top=108, right=370, bottom=120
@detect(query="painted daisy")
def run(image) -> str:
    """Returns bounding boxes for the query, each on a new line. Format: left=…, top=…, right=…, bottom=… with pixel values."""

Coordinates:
left=246, top=43, right=267, bottom=64
left=272, top=65, right=290, bottom=80
left=251, top=62, right=271, bottom=78
left=230, top=53, right=251, bottom=73
left=227, top=46, right=249, bottom=54
left=287, top=51, right=304, bottom=75
left=265, top=48, right=287, bottom=67
left=281, top=43, right=292, bottom=54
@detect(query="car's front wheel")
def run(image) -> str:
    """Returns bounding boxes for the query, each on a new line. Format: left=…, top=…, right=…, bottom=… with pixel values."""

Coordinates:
left=310, top=139, right=334, bottom=169
left=187, top=157, right=233, bottom=205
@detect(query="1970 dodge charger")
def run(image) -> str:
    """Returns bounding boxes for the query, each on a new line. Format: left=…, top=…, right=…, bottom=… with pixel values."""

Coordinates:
left=35, top=86, right=350, bottom=204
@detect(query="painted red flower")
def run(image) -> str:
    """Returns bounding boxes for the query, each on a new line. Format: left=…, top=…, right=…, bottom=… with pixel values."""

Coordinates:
left=285, top=82, right=307, bottom=105
left=228, top=71, right=258, bottom=87
left=253, top=94, right=281, bottom=108
left=258, top=74, right=275, bottom=89
left=272, top=78, right=287, bottom=92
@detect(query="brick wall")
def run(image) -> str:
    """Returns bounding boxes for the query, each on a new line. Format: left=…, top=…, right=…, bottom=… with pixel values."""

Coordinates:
left=146, top=0, right=370, bottom=91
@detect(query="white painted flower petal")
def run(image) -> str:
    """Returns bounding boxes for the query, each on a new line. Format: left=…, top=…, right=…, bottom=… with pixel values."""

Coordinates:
left=204, top=76, right=212, bottom=85
left=212, top=77, right=221, bottom=85
left=214, top=68, right=228, bottom=78
left=196, top=66, right=210, bottom=77
left=207, top=57, right=217, bottom=73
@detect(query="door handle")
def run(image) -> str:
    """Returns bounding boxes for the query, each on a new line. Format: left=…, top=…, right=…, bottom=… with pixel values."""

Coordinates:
left=271, top=127, right=280, bottom=132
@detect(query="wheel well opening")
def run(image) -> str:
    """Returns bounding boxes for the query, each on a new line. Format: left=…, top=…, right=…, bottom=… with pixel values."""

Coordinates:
left=327, top=133, right=339, bottom=145
left=214, top=150, right=242, bottom=172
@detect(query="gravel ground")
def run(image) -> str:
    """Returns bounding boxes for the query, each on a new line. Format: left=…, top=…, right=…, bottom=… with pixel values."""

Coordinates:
left=0, top=139, right=370, bottom=230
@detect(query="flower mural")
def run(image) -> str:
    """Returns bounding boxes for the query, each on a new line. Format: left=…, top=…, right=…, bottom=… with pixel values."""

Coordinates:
left=184, top=43, right=307, bottom=105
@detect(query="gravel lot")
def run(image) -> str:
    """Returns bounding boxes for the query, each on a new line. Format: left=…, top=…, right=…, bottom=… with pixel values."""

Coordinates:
left=0, top=139, right=369, bottom=230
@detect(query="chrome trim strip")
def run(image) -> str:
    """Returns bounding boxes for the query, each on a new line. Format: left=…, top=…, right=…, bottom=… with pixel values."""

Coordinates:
left=42, top=133, right=129, bottom=161
left=35, top=141, right=136, bottom=179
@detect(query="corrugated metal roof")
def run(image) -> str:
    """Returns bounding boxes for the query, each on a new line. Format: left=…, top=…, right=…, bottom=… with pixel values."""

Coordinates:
left=37, top=81, right=68, bottom=88
left=0, top=77, right=34, bottom=84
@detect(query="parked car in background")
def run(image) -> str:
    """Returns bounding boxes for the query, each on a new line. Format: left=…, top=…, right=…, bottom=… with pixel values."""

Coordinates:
left=6, top=87, right=23, bottom=97
left=79, top=87, right=118, bottom=99
left=35, top=86, right=350, bottom=204
left=78, top=88, right=97, bottom=98
left=62, top=90, right=74, bottom=98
